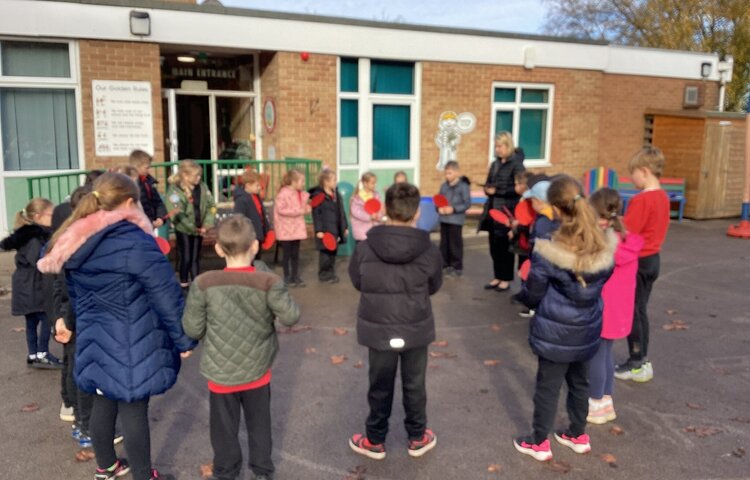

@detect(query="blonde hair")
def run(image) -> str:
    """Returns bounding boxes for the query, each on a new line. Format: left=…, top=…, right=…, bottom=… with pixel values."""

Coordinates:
left=112, top=164, right=139, bottom=181
left=128, top=149, right=152, bottom=167
left=629, top=146, right=665, bottom=177
left=318, top=168, right=336, bottom=189
left=547, top=175, right=607, bottom=285
left=354, top=171, right=376, bottom=197
left=495, top=131, right=515, bottom=156
left=48, top=172, right=139, bottom=250
left=280, top=168, right=304, bottom=190
left=168, top=159, right=202, bottom=188
left=15, top=198, right=53, bottom=229
left=217, top=214, right=256, bottom=256
left=589, top=188, right=626, bottom=235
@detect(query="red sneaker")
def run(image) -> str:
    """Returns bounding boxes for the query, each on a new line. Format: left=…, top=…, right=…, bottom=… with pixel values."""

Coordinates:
left=349, top=433, right=386, bottom=460
left=554, top=431, right=591, bottom=454
left=513, top=436, right=553, bottom=461
left=408, top=428, right=437, bottom=457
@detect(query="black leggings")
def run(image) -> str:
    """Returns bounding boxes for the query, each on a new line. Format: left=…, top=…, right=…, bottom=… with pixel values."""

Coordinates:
left=90, top=396, right=151, bottom=480
left=176, top=232, right=202, bottom=283
left=279, top=240, right=301, bottom=281
left=488, top=229, right=515, bottom=281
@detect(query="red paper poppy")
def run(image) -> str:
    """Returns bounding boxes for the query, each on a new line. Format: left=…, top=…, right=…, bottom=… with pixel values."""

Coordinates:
left=489, top=209, right=511, bottom=226
left=310, top=193, right=326, bottom=208
left=154, top=236, right=171, bottom=255
left=322, top=232, right=337, bottom=251
left=432, top=194, right=449, bottom=208
left=519, top=259, right=531, bottom=281
left=514, top=200, right=536, bottom=226
left=364, top=198, right=381, bottom=215
left=261, top=230, right=276, bottom=250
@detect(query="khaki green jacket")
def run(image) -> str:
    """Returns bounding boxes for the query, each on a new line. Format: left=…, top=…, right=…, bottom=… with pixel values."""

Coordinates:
left=166, top=182, right=217, bottom=235
left=182, top=261, right=300, bottom=385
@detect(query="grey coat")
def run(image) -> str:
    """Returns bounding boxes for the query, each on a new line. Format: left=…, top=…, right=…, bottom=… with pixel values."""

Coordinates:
left=438, top=177, right=472, bottom=226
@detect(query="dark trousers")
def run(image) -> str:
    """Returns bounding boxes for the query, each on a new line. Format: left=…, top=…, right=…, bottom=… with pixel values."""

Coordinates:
left=279, top=240, right=300, bottom=281
left=90, top=396, right=151, bottom=480
left=24, top=311, right=50, bottom=356
left=210, top=385, right=274, bottom=479
left=318, top=249, right=337, bottom=281
left=588, top=339, right=614, bottom=399
left=488, top=230, right=515, bottom=281
left=627, top=254, right=660, bottom=365
left=532, top=357, right=588, bottom=444
left=63, top=341, right=93, bottom=432
left=440, top=223, right=463, bottom=271
left=366, top=347, right=428, bottom=444
left=175, top=231, right=202, bottom=283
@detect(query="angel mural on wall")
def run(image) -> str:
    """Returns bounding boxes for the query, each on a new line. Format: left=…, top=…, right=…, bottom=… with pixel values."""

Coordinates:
left=435, top=111, right=476, bottom=170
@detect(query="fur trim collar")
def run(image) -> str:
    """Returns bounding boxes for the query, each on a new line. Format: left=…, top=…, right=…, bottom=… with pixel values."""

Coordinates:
left=533, top=229, right=618, bottom=274
left=37, top=207, right=153, bottom=274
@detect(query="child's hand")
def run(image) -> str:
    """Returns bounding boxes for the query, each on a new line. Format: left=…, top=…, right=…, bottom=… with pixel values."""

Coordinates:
left=485, top=186, right=496, bottom=195
left=153, top=218, right=164, bottom=228
left=54, top=318, right=72, bottom=344
left=507, top=230, right=515, bottom=240
left=344, top=229, right=349, bottom=238
left=371, top=213, right=380, bottom=221
left=444, top=206, right=454, bottom=215
left=180, top=350, right=193, bottom=359
left=316, top=232, right=324, bottom=239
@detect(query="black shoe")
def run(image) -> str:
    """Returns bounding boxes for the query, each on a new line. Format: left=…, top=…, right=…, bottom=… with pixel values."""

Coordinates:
left=494, top=284, right=510, bottom=292
left=94, top=459, right=130, bottom=479
left=443, top=266, right=454, bottom=275
left=284, top=278, right=297, bottom=288
left=453, top=269, right=463, bottom=277
left=31, top=354, right=63, bottom=370
left=293, top=277, right=306, bottom=287
left=327, top=276, right=340, bottom=284
left=484, top=282, right=500, bottom=290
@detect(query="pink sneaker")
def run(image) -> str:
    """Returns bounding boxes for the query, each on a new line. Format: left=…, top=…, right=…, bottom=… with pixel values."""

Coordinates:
left=554, top=431, right=591, bottom=454
left=513, top=436, right=553, bottom=461
left=408, top=428, right=437, bottom=457
left=349, top=433, right=386, bottom=460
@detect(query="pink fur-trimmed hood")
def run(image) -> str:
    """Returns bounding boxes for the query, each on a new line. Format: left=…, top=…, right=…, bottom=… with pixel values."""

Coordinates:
left=38, top=207, right=153, bottom=274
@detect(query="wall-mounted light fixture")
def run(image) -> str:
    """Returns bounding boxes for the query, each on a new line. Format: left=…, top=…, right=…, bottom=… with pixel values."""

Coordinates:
left=177, top=56, right=196, bottom=63
left=700, top=62, right=712, bottom=79
left=130, top=11, right=151, bottom=36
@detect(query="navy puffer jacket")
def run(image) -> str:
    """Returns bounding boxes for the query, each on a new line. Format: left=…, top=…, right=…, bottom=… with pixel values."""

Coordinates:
left=58, top=218, right=196, bottom=401
left=516, top=229, right=617, bottom=363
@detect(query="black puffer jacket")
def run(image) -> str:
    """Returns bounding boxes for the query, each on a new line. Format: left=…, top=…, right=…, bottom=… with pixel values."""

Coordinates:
left=478, top=149, right=526, bottom=233
left=233, top=186, right=272, bottom=244
left=138, top=174, right=167, bottom=222
left=309, top=186, right=348, bottom=251
left=1, top=224, right=52, bottom=316
left=348, top=225, right=443, bottom=351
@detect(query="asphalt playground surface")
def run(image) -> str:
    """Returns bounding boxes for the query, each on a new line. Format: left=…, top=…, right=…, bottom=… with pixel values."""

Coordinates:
left=0, top=219, right=748, bottom=480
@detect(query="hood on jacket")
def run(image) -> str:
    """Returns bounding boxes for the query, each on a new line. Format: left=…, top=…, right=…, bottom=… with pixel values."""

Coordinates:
left=37, top=207, right=153, bottom=274
left=366, top=225, right=432, bottom=264
left=0, top=224, right=50, bottom=251
left=533, top=228, right=618, bottom=275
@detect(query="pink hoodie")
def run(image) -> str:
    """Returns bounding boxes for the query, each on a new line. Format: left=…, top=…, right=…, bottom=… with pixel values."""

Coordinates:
left=273, top=186, right=310, bottom=241
left=350, top=191, right=382, bottom=241
left=601, top=232, right=645, bottom=339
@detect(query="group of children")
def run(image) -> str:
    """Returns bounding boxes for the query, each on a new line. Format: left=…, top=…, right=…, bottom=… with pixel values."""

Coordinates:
left=0, top=141, right=671, bottom=477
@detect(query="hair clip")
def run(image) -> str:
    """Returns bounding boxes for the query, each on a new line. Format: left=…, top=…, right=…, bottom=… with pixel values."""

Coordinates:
left=92, top=191, right=100, bottom=199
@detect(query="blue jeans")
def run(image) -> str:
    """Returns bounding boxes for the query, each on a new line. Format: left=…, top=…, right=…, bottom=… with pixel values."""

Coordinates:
left=25, top=312, right=50, bottom=356
left=589, top=339, right=614, bottom=399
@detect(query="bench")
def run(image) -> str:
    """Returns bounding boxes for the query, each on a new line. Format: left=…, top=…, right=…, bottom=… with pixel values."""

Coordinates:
left=467, top=190, right=487, bottom=217
left=618, top=177, right=686, bottom=222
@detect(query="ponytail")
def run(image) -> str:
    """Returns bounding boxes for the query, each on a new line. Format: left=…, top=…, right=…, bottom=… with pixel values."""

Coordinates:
left=14, top=198, right=54, bottom=230
left=589, top=187, right=626, bottom=235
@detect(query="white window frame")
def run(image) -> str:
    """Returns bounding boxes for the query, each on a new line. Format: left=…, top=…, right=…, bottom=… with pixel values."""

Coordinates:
left=489, top=82, right=554, bottom=168
left=337, top=57, right=421, bottom=186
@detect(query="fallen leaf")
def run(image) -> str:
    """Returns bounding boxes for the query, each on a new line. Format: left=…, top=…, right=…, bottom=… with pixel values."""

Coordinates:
left=683, top=425, right=722, bottom=437
left=333, top=327, right=348, bottom=336
left=711, top=367, right=731, bottom=375
left=199, top=463, right=213, bottom=478
left=483, top=359, right=502, bottom=366
left=666, top=309, right=678, bottom=315
left=11, top=327, right=25, bottom=333
left=686, top=402, right=705, bottom=410
left=731, top=447, right=746, bottom=458
left=21, top=402, right=39, bottom=413
left=353, top=360, right=364, bottom=369
left=600, top=453, right=618, bottom=467
left=709, top=313, right=717, bottom=318
left=429, top=351, right=457, bottom=359
left=487, top=463, right=502, bottom=473
left=490, top=324, right=502, bottom=332
left=431, top=340, right=449, bottom=347
left=345, top=465, right=367, bottom=480
left=427, top=363, right=440, bottom=369
left=544, top=460, right=571, bottom=473
left=608, top=425, right=625, bottom=436
left=731, top=417, right=750, bottom=423
left=663, top=320, right=689, bottom=331
left=330, top=355, right=347, bottom=365
left=304, top=347, right=317, bottom=354
left=75, top=449, right=95, bottom=462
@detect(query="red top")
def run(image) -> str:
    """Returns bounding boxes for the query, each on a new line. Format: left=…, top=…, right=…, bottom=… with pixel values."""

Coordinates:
left=207, top=265, right=272, bottom=394
left=623, top=189, right=670, bottom=257
left=251, top=193, right=266, bottom=228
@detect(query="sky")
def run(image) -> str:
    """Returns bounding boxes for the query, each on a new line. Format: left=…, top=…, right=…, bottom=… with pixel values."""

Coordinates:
left=220, top=0, right=548, bottom=35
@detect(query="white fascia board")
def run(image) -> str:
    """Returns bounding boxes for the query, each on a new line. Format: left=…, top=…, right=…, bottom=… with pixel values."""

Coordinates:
left=0, top=0, right=720, bottom=81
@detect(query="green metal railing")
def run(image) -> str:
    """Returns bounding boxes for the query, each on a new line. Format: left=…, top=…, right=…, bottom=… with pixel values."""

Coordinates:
left=26, top=171, right=92, bottom=204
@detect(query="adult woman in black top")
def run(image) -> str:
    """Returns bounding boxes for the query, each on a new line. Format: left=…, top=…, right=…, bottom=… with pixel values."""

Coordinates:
left=478, top=132, right=525, bottom=291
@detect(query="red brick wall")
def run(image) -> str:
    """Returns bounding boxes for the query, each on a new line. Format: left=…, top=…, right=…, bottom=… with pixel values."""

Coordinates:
left=79, top=40, right=163, bottom=170
left=259, top=51, right=282, bottom=160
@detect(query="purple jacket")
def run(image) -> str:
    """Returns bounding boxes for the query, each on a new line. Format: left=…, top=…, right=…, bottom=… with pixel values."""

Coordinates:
left=601, top=232, right=644, bottom=339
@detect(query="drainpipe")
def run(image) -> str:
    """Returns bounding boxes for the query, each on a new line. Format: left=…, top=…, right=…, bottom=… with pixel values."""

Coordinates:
left=727, top=101, right=750, bottom=238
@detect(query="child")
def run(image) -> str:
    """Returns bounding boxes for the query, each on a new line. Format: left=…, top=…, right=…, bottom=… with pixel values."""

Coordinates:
left=511, top=175, right=616, bottom=462
left=509, top=171, right=535, bottom=265
left=1, top=198, right=60, bottom=369
left=38, top=172, right=196, bottom=480
left=233, top=169, right=273, bottom=262
left=182, top=214, right=300, bottom=480
left=615, top=147, right=671, bottom=383
left=350, top=172, right=382, bottom=242
left=348, top=182, right=443, bottom=460
left=588, top=188, right=644, bottom=424
left=51, top=170, right=104, bottom=232
left=393, top=171, right=408, bottom=184
left=437, top=161, right=471, bottom=277
left=167, top=160, right=217, bottom=288
left=309, top=168, right=348, bottom=283
left=112, top=164, right=139, bottom=183
left=273, top=168, right=310, bottom=287
left=129, top=150, right=168, bottom=229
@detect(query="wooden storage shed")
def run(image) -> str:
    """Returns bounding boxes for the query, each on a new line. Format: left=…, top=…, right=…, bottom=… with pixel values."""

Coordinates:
left=647, top=110, right=747, bottom=219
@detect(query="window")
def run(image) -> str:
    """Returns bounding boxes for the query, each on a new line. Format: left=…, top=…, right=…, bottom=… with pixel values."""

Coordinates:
left=370, top=60, right=414, bottom=94
left=491, top=83, right=553, bottom=165
left=373, top=105, right=410, bottom=160
left=0, top=40, right=79, bottom=172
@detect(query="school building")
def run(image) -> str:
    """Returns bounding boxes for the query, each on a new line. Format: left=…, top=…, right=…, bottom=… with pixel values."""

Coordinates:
left=0, top=0, right=742, bottom=234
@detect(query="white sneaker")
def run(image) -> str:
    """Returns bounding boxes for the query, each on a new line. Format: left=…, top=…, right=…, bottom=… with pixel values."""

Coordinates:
left=631, top=361, right=654, bottom=383
left=59, top=403, right=75, bottom=422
